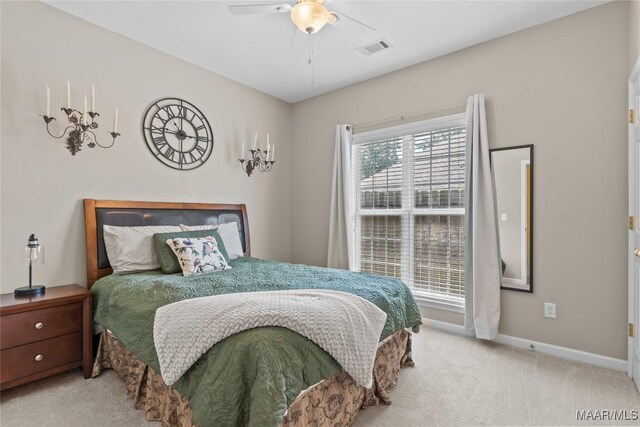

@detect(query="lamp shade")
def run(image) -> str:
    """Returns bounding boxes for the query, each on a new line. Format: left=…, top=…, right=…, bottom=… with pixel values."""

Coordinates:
left=22, top=234, right=44, bottom=265
left=290, top=0, right=330, bottom=34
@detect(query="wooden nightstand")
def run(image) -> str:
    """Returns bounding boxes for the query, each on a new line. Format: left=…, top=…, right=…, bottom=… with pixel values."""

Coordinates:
left=0, top=284, right=92, bottom=390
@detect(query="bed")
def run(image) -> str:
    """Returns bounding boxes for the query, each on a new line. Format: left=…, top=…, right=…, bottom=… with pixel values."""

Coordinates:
left=84, top=199, right=422, bottom=427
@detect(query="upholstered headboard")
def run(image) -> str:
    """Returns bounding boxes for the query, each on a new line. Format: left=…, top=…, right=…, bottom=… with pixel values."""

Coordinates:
left=83, top=199, right=250, bottom=288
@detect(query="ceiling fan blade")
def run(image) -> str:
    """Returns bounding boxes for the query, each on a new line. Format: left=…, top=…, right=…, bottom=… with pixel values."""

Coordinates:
left=328, top=10, right=376, bottom=40
left=228, top=3, right=292, bottom=15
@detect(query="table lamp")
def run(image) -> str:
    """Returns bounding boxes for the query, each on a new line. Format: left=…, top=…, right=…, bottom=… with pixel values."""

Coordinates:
left=14, top=234, right=46, bottom=296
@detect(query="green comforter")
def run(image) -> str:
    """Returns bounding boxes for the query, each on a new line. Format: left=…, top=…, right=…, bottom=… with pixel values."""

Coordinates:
left=92, top=257, right=422, bottom=427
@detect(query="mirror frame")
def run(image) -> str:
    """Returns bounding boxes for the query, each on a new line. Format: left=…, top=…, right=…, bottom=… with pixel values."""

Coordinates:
left=490, top=144, right=534, bottom=293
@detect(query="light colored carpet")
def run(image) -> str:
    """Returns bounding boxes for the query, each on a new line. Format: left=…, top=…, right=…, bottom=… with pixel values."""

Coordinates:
left=1, top=328, right=638, bottom=426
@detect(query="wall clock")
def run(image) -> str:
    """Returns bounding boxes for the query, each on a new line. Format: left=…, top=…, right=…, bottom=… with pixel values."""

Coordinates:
left=142, top=98, right=213, bottom=170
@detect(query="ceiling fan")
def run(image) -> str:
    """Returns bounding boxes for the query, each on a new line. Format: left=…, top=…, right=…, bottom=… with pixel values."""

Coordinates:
left=228, top=0, right=375, bottom=38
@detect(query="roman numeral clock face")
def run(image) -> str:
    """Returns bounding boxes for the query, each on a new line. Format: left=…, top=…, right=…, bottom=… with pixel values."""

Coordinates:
left=143, top=98, right=213, bottom=170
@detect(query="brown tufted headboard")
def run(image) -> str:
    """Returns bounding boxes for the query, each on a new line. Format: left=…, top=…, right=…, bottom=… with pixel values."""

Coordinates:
left=83, top=199, right=250, bottom=288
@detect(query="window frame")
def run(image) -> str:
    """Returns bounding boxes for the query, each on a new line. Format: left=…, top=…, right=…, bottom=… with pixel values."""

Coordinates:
left=351, top=113, right=467, bottom=312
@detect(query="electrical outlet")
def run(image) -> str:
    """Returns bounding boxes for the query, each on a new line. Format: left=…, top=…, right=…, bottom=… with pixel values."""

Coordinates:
left=544, top=302, right=556, bottom=319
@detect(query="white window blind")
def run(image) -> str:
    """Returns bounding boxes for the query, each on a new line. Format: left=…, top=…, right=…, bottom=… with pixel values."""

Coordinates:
left=351, top=114, right=466, bottom=306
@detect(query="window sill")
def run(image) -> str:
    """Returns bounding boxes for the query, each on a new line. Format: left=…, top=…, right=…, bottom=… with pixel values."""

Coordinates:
left=413, top=294, right=465, bottom=314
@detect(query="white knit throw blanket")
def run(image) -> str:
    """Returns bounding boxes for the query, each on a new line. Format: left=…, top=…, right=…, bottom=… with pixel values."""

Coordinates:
left=153, top=289, right=387, bottom=387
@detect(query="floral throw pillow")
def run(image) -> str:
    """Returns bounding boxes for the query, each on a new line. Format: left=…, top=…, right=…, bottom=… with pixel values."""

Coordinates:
left=166, top=236, right=231, bottom=276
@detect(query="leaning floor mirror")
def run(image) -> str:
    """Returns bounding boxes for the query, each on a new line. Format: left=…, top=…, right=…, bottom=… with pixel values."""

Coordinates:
left=490, top=144, right=533, bottom=293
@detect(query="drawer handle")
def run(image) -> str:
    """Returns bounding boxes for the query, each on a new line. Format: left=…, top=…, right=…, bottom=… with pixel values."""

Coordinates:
left=34, top=354, right=43, bottom=362
left=35, top=322, right=44, bottom=330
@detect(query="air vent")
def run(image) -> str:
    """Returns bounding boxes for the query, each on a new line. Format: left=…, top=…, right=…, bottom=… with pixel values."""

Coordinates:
left=357, top=39, right=392, bottom=56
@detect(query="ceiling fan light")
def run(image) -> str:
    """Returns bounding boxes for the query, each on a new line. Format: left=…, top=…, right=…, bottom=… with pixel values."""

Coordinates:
left=291, top=0, right=330, bottom=34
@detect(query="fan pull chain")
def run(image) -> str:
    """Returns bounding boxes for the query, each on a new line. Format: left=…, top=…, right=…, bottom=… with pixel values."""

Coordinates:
left=308, top=33, right=314, bottom=86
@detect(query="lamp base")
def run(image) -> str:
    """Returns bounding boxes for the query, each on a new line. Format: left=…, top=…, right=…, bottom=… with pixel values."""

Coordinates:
left=14, top=285, right=46, bottom=297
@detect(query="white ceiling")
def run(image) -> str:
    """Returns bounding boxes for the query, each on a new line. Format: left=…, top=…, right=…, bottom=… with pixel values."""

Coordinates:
left=45, top=0, right=608, bottom=103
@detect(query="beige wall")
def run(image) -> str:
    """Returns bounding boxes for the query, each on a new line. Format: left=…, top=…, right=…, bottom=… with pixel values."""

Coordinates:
left=0, top=1, right=293, bottom=293
left=632, top=0, right=640, bottom=69
left=291, top=2, right=630, bottom=359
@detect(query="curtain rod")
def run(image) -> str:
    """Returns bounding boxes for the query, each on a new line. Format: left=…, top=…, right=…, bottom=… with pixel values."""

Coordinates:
left=351, top=101, right=467, bottom=130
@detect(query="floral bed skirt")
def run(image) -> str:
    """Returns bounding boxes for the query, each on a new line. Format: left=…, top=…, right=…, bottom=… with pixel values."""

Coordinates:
left=92, top=329, right=414, bottom=427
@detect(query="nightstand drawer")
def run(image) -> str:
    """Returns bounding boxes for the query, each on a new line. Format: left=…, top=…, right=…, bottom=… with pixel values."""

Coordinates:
left=0, top=303, right=82, bottom=349
left=0, top=332, right=82, bottom=383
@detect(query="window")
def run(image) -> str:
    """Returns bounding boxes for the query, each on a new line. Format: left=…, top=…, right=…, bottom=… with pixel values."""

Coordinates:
left=351, top=114, right=466, bottom=309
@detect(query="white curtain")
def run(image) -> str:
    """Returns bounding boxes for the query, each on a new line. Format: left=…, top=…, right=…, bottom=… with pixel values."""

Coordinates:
left=327, top=124, right=354, bottom=270
left=464, top=94, right=502, bottom=340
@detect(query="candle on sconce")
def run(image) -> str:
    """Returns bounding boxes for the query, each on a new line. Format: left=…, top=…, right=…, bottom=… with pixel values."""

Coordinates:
left=267, top=133, right=270, bottom=151
left=66, top=80, right=71, bottom=109
left=266, top=142, right=270, bottom=158
left=114, top=107, right=119, bottom=133
left=91, top=84, right=95, bottom=112
left=271, top=143, right=276, bottom=161
left=83, top=96, right=88, bottom=124
left=253, top=132, right=258, bottom=150
left=241, top=140, right=245, bottom=160
left=46, top=85, right=51, bottom=117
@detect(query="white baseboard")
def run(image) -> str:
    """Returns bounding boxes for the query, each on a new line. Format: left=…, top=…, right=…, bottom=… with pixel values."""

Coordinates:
left=422, top=317, right=627, bottom=372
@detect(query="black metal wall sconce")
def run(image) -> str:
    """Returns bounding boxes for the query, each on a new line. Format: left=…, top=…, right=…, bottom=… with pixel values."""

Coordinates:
left=40, top=81, right=121, bottom=156
left=238, top=133, right=275, bottom=177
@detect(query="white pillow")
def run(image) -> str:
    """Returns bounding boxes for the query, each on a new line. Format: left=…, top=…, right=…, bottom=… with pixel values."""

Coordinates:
left=180, top=222, right=244, bottom=259
left=103, top=225, right=181, bottom=273
left=166, top=236, right=230, bottom=276
left=179, top=224, right=217, bottom=231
